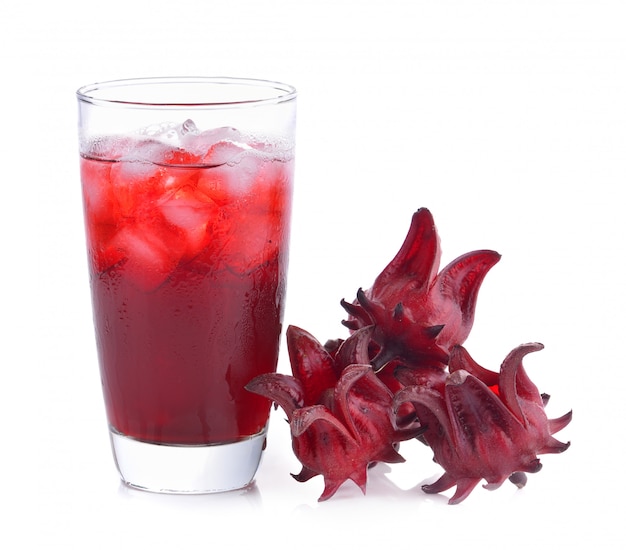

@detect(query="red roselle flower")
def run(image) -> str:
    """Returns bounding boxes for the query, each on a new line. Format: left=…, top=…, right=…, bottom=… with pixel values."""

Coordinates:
left=394, top=343, right=572, bottom=504
left=342, top=208, right=501, bottom=372
left=246, top=325, right=421, bottom=501
left=247, top=207, right=572, bottom=504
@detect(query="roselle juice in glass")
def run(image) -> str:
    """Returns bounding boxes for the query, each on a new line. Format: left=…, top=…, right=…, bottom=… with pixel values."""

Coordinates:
left=77, top=78, right=296, bottom=493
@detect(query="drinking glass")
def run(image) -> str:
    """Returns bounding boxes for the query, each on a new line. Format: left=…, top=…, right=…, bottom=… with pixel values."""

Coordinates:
left=77, top=77, right=296, bottom=493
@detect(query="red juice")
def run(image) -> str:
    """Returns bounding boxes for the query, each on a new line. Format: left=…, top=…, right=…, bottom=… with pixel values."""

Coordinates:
left=80, top=127, right=293, bottom=445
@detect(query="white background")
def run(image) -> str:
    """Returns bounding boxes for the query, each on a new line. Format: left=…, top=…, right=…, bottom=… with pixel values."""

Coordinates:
left=1, top=0, right=624, bottom=548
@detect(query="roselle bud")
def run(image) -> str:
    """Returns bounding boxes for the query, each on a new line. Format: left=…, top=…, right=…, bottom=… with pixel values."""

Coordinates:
left=394, top=344, right=571, bottom=504
left=247, top=327, right=420, bottom=501
left=342, top=208, right=500, bottom=371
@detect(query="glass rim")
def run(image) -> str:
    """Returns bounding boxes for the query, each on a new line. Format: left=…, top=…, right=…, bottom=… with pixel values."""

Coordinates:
left=76, top=76, right=297, bottom=110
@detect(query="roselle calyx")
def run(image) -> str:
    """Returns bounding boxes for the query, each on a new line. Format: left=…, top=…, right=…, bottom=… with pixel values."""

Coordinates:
left=342, top=208, right=501, bottom=372
left=394, top=343, right=572, bottom=504
left=246, top=326, right=421, bottom=501
left=246, top=207, right=571, bottom=504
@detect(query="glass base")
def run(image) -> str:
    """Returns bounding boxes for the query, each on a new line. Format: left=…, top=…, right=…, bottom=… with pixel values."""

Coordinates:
left=109, top=428, right=267, bottom=494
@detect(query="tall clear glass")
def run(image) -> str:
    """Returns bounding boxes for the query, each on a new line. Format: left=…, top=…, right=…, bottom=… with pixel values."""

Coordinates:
left=77, top=77, right=296, bottom=493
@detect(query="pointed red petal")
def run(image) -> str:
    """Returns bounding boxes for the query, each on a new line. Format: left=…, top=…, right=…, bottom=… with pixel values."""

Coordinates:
left=434, top=249, right=501, bottom=344
left=448, top=478, right=482, bottom=505
left=482, top=475, right=509, bottom=491
left=291, top=466, right=318, bottom=483
left=286, top=325, right=339, bottom=405
left=318, top=479, right=345, bottom=502
left=445, top=370, right=524, bottom=446
left=245, top=373, right=304, bottom=420
left=448, top=345, right=499, bottom=387
left=394, top=384, right=455, bottom=447
left=334, top=326, right=375, bottom=370
left=539, top=437, right=571, bottom=454
left=348, top=466, right=368, bottom=496
left=422, top=472, right=457, bottom=494
left=332, top=364, right=374, bottom=434
left=371, top=208, right=442, bottom=299
left=549, top=410, right=573, bottom=435
left=291, top=404, right=355, bottom=441
left=498, top=342, right=545, bottom=426
left=333, top=364, right=397, bottom=445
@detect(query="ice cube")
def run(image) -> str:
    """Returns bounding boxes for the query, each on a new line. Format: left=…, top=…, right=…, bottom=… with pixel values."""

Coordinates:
left=182, top=126, right=243, bottom=159
left=196, top=148, right=266, bottom=203
left=110, top=222, right=182, bottom=291
left=116, top=135, right=199, bottom=169
left=81, top=158, right=113, bottom=220
left=133, top=122, right=204, bottom=165
left=110, top=161, right=162, bottom=218
left=111, top=158, right=160, bottom=183
left=84, top=135, right=135, bottom=160
left=180, top=119, right=198, bottom=136
left=203, top=139, right=251, bottom=166
left=141, top=121, right=181, bottom=142
left=138, top=120, right=198, bottom=152
left=158, top=190, right=218, bottom=259
left=108, top=147, right=164, bottom=216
